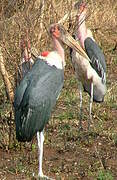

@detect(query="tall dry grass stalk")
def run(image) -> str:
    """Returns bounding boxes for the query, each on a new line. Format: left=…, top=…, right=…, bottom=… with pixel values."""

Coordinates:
left=0, top=47, right=14, bottom=103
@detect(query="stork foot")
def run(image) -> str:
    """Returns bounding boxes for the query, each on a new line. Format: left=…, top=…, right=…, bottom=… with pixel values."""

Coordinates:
left=38, top=173, right=55, bottom=180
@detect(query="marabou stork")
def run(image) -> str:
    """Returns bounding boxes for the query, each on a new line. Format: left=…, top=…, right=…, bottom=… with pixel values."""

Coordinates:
left=14, top=25, right=65, bottom=179
left=70, top=2, right=107, bottom=129
left=48, top=4, right=106, bottom=130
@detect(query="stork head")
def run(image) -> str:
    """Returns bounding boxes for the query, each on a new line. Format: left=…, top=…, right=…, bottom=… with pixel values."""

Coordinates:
left=49, top=24, right=69, bottom=45
left=75, top=1, right=87, bottom=15
left=49, top=23, right=89, bottom=60
left=50, top=24, right=60, bottom=39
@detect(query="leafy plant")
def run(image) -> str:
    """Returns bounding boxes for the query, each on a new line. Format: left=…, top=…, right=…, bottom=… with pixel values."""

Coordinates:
left=97, top=170, right=114, bottom=180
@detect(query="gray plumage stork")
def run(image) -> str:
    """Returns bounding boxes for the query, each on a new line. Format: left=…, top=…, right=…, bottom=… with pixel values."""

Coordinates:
left=49, top=4, right=106, bottom=130
left=70, top=2, right=107, bottom=129
left=14, top=25, right=65, bottom=179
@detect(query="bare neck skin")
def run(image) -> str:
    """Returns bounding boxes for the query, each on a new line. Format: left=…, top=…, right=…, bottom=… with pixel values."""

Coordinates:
left=52, top=36, right=65, bottom=63
left=77, top=11, right=87, bottom=49
left=40, top=36, right=65, bottom=69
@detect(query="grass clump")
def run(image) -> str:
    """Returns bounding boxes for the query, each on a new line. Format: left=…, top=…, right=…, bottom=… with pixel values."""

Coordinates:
left=97, top=170, right=114, bottom=180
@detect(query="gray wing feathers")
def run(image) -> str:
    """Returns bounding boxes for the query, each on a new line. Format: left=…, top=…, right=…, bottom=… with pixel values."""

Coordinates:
left=84, top=37, right=106, bottom=82
left=14, top=59, right=64, bottom=141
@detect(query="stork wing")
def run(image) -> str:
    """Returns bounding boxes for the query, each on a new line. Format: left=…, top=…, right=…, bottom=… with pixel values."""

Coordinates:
left=14, top=59, right=64, bottom=142
left=84, top=37, right=106, bottom=82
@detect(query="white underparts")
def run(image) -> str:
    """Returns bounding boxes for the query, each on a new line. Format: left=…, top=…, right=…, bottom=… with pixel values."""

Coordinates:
left=72, top=51, right=106, bottom=96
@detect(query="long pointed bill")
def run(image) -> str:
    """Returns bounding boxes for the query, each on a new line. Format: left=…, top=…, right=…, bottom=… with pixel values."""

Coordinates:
left=50, top=24, right=91, bottom=62
left=63, top=30, right=90, bottom=61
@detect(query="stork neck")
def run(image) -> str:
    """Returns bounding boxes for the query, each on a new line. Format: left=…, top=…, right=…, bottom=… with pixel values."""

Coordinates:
left=52, top=37, right=65, bottom=66
left=77, top=13, right=87, bottom=49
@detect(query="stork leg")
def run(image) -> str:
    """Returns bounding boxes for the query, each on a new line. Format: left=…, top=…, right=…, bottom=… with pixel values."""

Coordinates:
left=37, top=131, right=44, bottom=177
left=78, top=82, right=83, bottom=131
left=88, top=82, right=93, bottom=130
left=37, top=131, right=54, bottom=180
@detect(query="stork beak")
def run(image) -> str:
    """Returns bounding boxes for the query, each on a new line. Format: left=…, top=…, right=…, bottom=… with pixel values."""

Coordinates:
left=50, top=24, right=90, bottom=62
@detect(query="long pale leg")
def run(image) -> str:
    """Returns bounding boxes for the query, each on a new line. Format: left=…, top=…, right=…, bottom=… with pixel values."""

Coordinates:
left=37, top=131, right=44, bottom=177
left=37, top=131, right=54, bottom=180
left=88, top=82, right=93, bottom=130
left=78, top=82, right=83, bottom=130
left=37, top=130, right=48, bottom=178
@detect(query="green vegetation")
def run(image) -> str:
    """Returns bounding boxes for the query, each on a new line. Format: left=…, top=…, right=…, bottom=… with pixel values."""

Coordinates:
left=97, top=170, right=114, bottom=180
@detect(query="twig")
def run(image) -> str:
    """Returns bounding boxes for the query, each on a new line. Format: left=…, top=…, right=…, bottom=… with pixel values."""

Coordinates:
left=58, top=8, right=77, bottom=24
left=0, top=47, right=14, bottom=103
left=94, top=145, right=105, bottom=169
left=38, top=0, right=45, bottom=41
